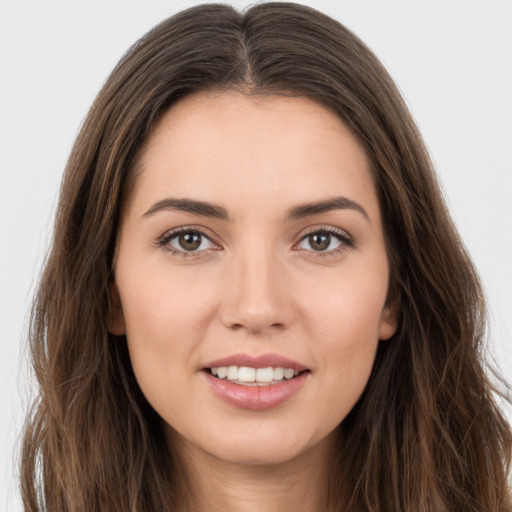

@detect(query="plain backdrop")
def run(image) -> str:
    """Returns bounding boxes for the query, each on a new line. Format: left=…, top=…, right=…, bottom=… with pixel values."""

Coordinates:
left=1, top=1, right=511, bottom=510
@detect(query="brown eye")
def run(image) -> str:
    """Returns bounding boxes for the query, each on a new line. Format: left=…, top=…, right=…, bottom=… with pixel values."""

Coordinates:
left=297, top=229, right=347, bottom=253
left=178, top=232, right=202, bottom=251
left=166, top=230, right=215, bottom=253
left=308, top=233, right=331, bottom=251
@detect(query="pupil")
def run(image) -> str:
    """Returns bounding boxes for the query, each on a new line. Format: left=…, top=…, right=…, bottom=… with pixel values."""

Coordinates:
left=310, top=233, right=330, bottom=251
left=179, top=232, right=201, bottom=251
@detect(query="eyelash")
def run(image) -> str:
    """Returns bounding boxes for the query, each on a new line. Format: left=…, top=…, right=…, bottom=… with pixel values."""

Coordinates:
left=156, top=226, right=354, bottom=258
left=156, top=227, right=220, bottom=258
left=296, top=227, right=354, bottom=257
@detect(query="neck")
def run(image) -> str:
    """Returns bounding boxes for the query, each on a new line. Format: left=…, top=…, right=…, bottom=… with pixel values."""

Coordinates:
left=171, top=431, right=338, bottom=512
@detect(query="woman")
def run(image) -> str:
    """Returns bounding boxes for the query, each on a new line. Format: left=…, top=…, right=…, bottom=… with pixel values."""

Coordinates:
left=20, top=3, right=511, bottom=511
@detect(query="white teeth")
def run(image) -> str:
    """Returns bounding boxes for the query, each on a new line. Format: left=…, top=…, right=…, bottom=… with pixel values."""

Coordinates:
left=238, top=366, right=256, bottom=382
left=273, top=367, right=284, bottom=380
left=256, top=367, right=274, bottom=383
left=227, top=366, right=238, bottom=380
left=209, top=365, right=302, bottom=384
left=284, top=368, right=295, bottom=379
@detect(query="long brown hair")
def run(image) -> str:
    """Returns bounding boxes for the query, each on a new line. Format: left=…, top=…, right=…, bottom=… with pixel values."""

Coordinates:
left=20, top=3, right=511, bottom=511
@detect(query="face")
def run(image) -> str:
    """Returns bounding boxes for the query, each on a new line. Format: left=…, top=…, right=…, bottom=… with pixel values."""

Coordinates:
left=111, top=91, right=396, bottom=467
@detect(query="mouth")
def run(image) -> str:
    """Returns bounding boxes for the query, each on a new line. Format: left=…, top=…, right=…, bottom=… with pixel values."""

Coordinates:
left=202, top=354, right=310, bottom=409
left=206, top=366, right=308, bottom=386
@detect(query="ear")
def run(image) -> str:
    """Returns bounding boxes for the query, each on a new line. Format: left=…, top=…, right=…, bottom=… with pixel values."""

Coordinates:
left=378, top=302, right=398, bottom=341
left=108, top=281, right=126, bottom=335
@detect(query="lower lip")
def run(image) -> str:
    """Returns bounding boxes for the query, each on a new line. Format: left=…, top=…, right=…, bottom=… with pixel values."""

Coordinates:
left=203, top=371, right=309, bottom=410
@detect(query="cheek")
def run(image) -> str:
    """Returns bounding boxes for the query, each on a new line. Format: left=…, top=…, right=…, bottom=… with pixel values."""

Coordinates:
left=300, top=264, right=388, bottom=390
left=118, top=269, right=219, bottom=381
left=318, top=301, right=381, bottom=386
left=303, top=264, right=388, bottom=341
left=307, top=303, right=380, bottom=429
left=121, top=262, right=218, bottom=332
left=118, top=274, right=222, bottom=431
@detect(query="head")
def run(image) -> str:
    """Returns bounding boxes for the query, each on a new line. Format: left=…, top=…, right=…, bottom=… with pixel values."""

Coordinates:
left=22, top=3, right=510, bottom=512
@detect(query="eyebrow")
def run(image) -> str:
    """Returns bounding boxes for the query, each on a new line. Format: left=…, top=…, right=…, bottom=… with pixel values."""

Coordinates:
left=287, top=196, right=369, bottom=221
left=143, top=198, right=229, bottom=219
left=142, top=195, right=369, bottom=222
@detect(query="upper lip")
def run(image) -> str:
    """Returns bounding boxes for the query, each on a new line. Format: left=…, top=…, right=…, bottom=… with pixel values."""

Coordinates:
left=203, top=353, right=309, bottom=372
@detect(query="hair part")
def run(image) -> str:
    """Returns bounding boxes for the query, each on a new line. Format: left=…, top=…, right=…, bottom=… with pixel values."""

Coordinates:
left=21, top=3, right=511, bottom=511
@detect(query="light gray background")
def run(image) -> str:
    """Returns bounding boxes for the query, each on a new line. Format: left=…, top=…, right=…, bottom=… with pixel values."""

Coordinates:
left=1, top=1, right=511, bottom=510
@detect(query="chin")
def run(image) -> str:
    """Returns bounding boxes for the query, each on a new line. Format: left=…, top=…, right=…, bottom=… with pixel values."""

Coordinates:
left=215, top=440, right=308, bottom=466
left=173, top=421, right=336, bottom=469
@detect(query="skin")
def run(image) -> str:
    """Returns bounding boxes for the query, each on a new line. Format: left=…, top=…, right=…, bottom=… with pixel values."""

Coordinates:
left=111, top=91, right=397, bottom=511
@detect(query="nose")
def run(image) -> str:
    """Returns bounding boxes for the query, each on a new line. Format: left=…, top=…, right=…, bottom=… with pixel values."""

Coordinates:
left=219, top=247, right=294, bottom=335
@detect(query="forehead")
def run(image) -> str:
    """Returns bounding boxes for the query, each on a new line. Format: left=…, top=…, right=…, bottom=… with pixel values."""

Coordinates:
left=127, top=91, right=379, bottom=221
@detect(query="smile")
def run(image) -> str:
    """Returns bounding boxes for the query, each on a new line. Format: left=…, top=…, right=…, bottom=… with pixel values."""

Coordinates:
left=210, top=366, right=301, bottom=386
left=202, top=354, right=310, bottom=410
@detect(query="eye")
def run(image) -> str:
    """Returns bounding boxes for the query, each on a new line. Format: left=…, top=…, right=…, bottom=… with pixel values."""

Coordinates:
left=158, top=228, right=217, bottom=255
left=296, top=228, right=352, bottom=253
